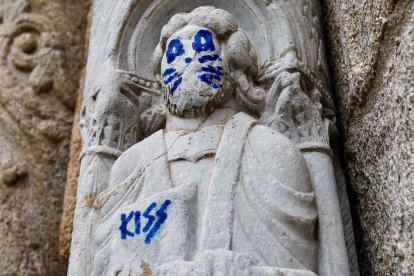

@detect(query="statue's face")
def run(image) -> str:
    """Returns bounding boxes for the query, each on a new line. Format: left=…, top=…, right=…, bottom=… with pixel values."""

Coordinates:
left=161, top=25, right=230, bottom=117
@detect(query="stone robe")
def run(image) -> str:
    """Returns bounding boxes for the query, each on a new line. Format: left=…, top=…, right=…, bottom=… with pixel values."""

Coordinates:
left=91, top=113, right=318, bottom=275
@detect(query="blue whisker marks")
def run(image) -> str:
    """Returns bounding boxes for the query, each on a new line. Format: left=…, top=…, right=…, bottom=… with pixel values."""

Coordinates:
left=171, top=77, right=183, bottom=95
left=162, top=68, right=176, bottom=77
left=201, top=65, right=224, bottom=76
left=198, top=74, right=223, bottom=89
left=163, top=72, right=178, bottom=85
left=198, top=54, right=220, bottom=63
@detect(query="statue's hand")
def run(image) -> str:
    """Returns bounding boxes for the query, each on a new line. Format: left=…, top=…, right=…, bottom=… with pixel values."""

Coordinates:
left=258, top=53, right=300, bottom=84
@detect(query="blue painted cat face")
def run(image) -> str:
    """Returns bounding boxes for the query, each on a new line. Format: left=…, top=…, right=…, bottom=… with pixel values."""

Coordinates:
left=161, top=25, right=228, bottom=115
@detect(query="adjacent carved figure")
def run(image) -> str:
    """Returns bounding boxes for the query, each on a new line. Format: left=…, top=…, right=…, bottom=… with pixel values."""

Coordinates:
left=69, top=4, right=358, bottom=276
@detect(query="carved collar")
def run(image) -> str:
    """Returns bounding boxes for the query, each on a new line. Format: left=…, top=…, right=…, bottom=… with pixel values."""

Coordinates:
left=165, top=125, right=224, bottom=163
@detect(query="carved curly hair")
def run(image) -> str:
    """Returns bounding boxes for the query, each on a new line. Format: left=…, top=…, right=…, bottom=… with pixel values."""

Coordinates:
left=152, top=6, right=265, bottom=116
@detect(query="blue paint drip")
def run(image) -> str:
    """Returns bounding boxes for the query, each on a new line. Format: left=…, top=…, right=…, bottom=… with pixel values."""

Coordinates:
left=192, top=29, right=215, bottom=53
left=185, top=57, right=192, bottom=64
left=162, top=68, right=176, bottom=77
left=142, top=202, right=157, bottom=233
left=163, top=72, right=178, bottom=85
left=145, top=200, right=172, bottom=244
left=170, top=77, right=183, bottom=95
left=119, top=211, right=135, bottom=239
left=166, top=38, right=185, bottom=64
left=134, top=211, right=141, bottom=235
left=198, top=54, right=220, bottom=63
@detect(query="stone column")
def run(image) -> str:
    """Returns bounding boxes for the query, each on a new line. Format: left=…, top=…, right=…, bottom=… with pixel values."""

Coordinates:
left=321, top=0, right=414, bottom=274
left=0, top=0, right=90, bottom=274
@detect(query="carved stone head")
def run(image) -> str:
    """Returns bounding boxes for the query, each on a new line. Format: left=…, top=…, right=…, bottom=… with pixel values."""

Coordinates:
left=153, top=6, right=265, bottom=118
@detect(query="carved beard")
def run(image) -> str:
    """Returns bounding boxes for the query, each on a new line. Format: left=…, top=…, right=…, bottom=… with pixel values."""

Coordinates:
left=163, top=75, right=233, bottom=118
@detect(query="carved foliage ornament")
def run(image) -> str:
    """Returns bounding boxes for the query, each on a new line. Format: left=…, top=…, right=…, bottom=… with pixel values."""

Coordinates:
left=0, top=0, right=75, bottom=108
left=0, top=0, right=77, bottom=185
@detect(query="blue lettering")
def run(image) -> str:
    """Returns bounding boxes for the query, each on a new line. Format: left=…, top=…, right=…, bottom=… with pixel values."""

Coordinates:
left=134, top=211, right=141, bottom=235
left=145, top=200, right=172, bottom=244
left=143, top=202, right=157, bottom=233
left=119, top=200, right=172, bottom=244
left=119, top=211, right=135, bottom=239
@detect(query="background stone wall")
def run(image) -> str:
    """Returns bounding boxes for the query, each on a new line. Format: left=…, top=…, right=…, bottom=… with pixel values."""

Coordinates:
left=321, top=0, right=413, bottom=275
left=0, top=0, right=412, bottom=275
left=0, top=0, right=90, bottom=275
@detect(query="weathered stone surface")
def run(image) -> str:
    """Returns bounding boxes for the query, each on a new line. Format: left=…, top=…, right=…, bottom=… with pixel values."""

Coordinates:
left=59, top=5, right=93, bottom=263
left=321, top=0, right=414, bottom=274
left=58, top=76, right=84, bottom=264
left=0, top=0, right=90, bottom=275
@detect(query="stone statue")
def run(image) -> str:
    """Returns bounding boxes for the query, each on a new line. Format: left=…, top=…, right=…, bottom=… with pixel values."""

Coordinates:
left=69, top=3, right=359, bottom=276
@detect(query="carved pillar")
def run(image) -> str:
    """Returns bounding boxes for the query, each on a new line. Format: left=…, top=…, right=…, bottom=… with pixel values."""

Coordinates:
left=321, top=1, right=414, bottom=274
left=0, top=0, right=90, bottom=274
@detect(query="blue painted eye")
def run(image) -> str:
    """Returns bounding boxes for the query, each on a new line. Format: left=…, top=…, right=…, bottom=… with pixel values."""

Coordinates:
left=192, top=29, right=215, bottom=53
left=185, top=57, right=192, bottom=64
left=162, top=68, right=178, bottom=85
left=166, top=38, right=185, bottom=64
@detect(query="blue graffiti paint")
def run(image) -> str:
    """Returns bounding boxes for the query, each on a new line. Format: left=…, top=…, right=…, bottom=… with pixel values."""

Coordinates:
left=170, top=77, right=183, bottom=95
left=198, top=64, right=225, bottom=89
left=163, top=72, right=178, bottom=85
left=144, top=200, right=172, bottom=244
left=198, top=73, right=222, bottom=89
left=162, top=68, right=176, bottom=77
left=142, top=202, right=157, bottom=233
left=162, top=67, right=182, bottom=93
left=162, top=29, right=225, bottom=94
left=119, top=211, right=135, bottom=240
left=166, top=38, right=185, bottom=64
left=118, top=199, right=172, bottom=244
left=201, top=65, right=224, bottom=76
left=134, top=211, right=141, bottom=235
left=198, top=54, right=220, bottom=63
left=192, top=29, right=215, bottom=53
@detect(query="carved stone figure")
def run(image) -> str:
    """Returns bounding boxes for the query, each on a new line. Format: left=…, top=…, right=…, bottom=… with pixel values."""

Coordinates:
left=69, top=2, right=359, bottom=276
